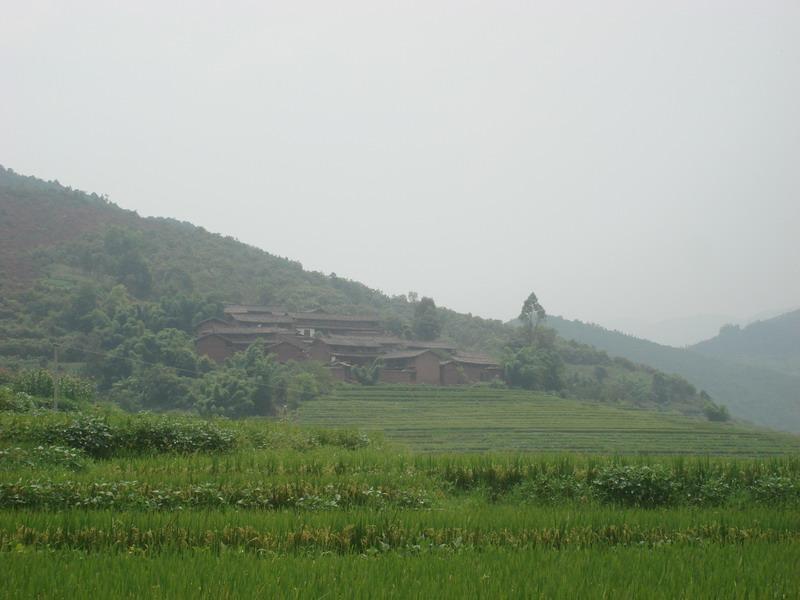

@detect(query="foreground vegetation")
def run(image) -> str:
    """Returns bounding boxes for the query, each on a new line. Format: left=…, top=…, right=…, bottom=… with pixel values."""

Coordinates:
left=4, top=543, right=798, bottom=599
left=1, top=408, right=799, bottom=597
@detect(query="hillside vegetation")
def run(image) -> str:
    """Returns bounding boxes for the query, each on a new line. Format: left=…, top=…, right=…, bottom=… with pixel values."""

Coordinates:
left=548, top=316, right=800, bottom=433
left=0, top=165, right=735, bottom=424
left=691, top=310, right=800, bottom=377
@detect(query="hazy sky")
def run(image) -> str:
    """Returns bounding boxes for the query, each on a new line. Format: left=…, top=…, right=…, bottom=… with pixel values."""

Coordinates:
left=2, top=1, right=799, bottom=332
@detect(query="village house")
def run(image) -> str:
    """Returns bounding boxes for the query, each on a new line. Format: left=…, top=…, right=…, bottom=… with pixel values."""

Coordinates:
left=379, top=350, right=442, bottom=385
left=194, top=304, right=503, bottom=385
left=440, top=353, right=505, bottom=385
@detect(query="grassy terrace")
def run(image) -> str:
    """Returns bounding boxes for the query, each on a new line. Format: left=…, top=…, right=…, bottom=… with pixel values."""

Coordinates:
left=296, top=385, right=800, bottom=454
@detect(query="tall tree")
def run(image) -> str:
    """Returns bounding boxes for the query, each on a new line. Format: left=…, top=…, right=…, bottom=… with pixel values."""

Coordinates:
left=412, top=297, right=442, bottom=340
left=519, top=292, right=546, bottom=344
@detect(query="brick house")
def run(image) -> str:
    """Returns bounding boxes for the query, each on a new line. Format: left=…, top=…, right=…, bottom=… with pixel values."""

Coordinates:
left=380, top=350, right=442, bottom=385
left=440, top=354, right=504, bottom=385
left=264, top=339, right=309, bottom=363
left=194, top=304, right=503, bottom=385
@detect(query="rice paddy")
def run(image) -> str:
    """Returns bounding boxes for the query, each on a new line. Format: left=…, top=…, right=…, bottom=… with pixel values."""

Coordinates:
left=2, top=400, right=800, bottom=597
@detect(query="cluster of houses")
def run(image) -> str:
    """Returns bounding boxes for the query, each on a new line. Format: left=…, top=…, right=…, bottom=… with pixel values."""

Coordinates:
left=195, top=304, right=503, bottom=385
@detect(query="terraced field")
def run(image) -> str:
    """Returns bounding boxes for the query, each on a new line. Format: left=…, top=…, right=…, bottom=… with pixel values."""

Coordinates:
left=297, top=386, right=800, bottom=455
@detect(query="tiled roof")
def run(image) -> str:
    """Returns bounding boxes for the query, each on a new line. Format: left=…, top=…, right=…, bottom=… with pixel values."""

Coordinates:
left=291, top=313, right=381, bottom=323
left=275, top=335, right=311, bottom=349
left=318, top=335, right=406, bottom=348
left=198, top=327, right=286, bottom=336
left=381, top=349, right=434, bottom=360
left=329, top=351, right=382, bottom=359
left=224, top=305, right=288, bottom=314
left=195, top=317, right=230, bottom=326
left=450, top=353, right=502, bottom=366
left=228, top=313, right=295, bottom=324
left=405, top=340, right=458, bottom=350
left=266, top=340, right=308, bottom=351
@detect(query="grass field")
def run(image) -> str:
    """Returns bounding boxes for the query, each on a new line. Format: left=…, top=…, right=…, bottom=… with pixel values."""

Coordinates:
left=296, top=385, right=800, bottom=454
left=2, top=405, right=800, bottom=597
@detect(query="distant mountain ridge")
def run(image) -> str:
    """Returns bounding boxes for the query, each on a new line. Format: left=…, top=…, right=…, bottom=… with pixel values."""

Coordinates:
left=690, top=310, right=800, bottom=377
left=547, top=315, right=800, bottom=432
left=604, top=314, right=737, bottom=347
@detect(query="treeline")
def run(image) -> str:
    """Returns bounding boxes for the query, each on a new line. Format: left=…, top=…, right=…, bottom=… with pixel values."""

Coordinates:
left=499, top=324, right=727, bottom=419
left=1, top=275, right=333, bottom=417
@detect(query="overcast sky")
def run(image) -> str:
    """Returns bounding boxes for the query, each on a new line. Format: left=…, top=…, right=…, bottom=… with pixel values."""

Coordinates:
left=2, top=1, right=798, bottom=337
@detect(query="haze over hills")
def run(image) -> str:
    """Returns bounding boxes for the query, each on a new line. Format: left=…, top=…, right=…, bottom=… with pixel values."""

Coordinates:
left=604, top=314, right=738, bottom=348
left=548, top=315, right=800, bottom=432
left=605, top=308, right=800, bottom=348
left=0, top=164, right=797, bottom=430
left=603, top=307, right=797, bottom=348
left=690, top=310, right=800, bottom=377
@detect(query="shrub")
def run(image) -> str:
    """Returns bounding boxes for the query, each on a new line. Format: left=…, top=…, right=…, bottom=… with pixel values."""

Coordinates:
left=0, top=387, right=36, bottom=412
left=40, top=416, right=115, bottom=458
left=591, top=465, right=676, bottom=507
left=703, top=402, right=731, bottom=422
left=122, top=418, right=237, bottom=454
left=749, top=476, right=798, bottom=505
left=36, top=415, right=236, bottom=458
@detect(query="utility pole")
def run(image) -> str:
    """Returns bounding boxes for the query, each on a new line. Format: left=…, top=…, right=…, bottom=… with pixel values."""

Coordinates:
left=53, top=344, right=60, bottom=411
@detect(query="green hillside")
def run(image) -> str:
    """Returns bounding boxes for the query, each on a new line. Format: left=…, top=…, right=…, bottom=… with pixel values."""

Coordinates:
left=0, top=165, right=508, bottom=353
left=548, top=316, right=800, bottom=433
left=691, top=310, right=800, bottom=376
left=297, top=385, right=800, bottom=455
left=0, top=165, right=781, bottom=428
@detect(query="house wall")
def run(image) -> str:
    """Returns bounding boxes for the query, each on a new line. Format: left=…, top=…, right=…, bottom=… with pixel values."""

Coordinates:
left=196, top=335, right=234, bottom=363
left=327, top=364, right=349, bottom=382
left=307, top=341, right=332, bottom=363
left=336, top=353, right=379, bottom=366
left=266, top=342, right=307, bottom=363
left=440, top=362, right=467, bottom=385
left=441, top=362, right=504, bottom=385
left=412, top=352, right=442, bottom=385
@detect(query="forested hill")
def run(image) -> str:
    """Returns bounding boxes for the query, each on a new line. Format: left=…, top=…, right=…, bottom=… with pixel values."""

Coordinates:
left=0, top=166, right=754, bottom=422
left=690, top=311, right=800, bottom=377
left=0, top=165, right=508, bottom=352
left=548, top=316, right=800, bottom=432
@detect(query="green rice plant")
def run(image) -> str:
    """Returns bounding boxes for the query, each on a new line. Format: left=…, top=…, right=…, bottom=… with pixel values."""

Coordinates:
left=1, top=543, right=799, bottom=599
